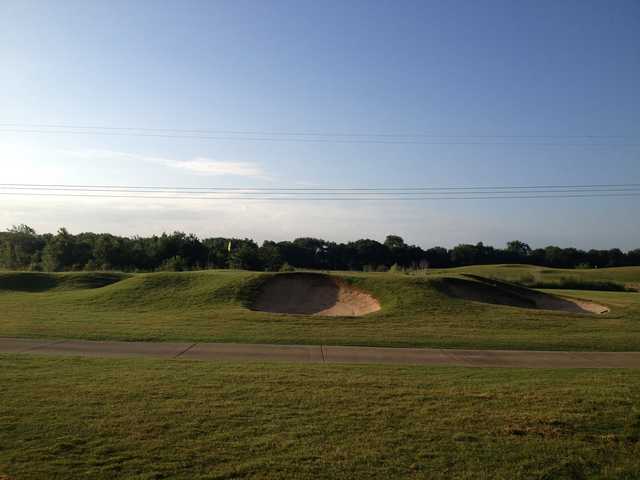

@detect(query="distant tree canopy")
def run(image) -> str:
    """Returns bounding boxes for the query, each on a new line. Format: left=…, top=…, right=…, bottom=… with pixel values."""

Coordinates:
left=0, top=225, right=638, bottom=272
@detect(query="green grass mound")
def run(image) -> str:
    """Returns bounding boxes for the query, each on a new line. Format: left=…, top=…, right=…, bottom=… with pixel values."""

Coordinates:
left=0, top=271, right=129, bottom=292
left=445, top=264, right=640, bottom=291
left=0, top=269, right=637, bottom=350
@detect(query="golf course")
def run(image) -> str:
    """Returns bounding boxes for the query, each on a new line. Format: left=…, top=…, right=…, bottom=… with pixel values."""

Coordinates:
left=2, top=264, right=640, bottom=478
left=3, top=356, right=639, bottom=479
left=1, top=265, right=639, bottom=350
left=3, top=1, right=639, bottom=477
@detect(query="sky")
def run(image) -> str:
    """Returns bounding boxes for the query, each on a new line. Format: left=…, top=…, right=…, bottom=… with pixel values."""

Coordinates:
left=0, top=0, right=639, bottom=249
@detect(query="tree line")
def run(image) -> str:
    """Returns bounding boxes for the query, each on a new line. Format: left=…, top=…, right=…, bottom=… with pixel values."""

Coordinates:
left=1, top=224, right=639, bottom=272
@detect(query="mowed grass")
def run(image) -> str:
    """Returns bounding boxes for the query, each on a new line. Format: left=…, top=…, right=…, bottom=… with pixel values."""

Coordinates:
left=1, top=354, right=640, bottom=480
left=1, top=267, right=640, bottom=350
left=437, top=264, right=640, bottom=288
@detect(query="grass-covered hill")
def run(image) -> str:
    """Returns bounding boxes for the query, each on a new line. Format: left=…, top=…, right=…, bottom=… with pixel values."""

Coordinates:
left=435, top=264, right=640, bottom=290
left=0, top=266, right=639, bottom=351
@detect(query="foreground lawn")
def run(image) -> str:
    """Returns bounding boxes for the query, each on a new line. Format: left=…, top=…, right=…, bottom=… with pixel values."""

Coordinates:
left=1, top=355, right=639, bottom=479
left=0, top=268, right=639, bottom=351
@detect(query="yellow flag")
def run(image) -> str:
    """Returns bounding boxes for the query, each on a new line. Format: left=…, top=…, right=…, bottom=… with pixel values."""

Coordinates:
left=227, top=241, right=232, bottom=252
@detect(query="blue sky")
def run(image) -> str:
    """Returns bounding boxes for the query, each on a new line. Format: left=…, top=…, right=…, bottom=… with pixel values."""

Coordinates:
left=1, top=0, right=639, bottom=249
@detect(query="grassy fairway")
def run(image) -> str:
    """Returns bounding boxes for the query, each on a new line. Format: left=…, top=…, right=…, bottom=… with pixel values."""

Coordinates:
left=440, top=264, right=640, bottom=288
left=0, top=267, right=639, bottom=350
left=1, top=354, right=639, bottom=479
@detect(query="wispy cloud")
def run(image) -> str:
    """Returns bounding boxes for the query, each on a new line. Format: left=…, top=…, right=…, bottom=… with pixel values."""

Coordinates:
left=66, top=149, right=266, bottom=178
left=159, top=157, right=264, bottom=177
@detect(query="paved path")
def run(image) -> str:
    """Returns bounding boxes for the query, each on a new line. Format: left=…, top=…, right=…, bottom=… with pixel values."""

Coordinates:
left=2, top=337, right=640, bottom=368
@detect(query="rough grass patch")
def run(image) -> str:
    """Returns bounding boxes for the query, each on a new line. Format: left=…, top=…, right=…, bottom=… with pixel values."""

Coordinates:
left=504, top=275, right=633, bottom=292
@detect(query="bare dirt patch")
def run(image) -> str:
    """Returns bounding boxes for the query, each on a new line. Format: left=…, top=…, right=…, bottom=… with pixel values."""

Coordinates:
left=251, top=273, right=381, bottom=316
left=438, top=275, right=609, bottom=315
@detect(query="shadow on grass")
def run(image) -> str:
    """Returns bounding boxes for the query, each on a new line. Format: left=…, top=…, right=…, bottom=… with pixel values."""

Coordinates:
left=0, top=272, right=127, bottom=292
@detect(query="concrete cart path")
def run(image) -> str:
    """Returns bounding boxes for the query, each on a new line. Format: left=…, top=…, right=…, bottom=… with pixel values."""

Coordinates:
left=2, top=337, right=640, bottom=368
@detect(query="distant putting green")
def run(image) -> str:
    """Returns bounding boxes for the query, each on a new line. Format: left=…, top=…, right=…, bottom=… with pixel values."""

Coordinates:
left=0, top=266, right=639, bottom=351
left=1, top=354, right=639, bottom=480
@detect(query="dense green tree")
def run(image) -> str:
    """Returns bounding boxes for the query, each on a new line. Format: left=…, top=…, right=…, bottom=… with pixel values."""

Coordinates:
left=259, top=241, right=284, bottom=271
left=506, top=240, right=532, bottom=259
left=606, top=248, right=626, bottom=267
left=350, top=239, right=391, bottom=270
left=93, top=234, right=125, bottom=269
left=228, top=242, right=262, bottom=270
left=0, top=224, right=45, bottom=270
left=384, top=235, right=406, bottom=250
left=202, top=237, right=232, bottom=268
left=450, top=244, right=479, bottom=266
left=628, top=249, right=640, bottom=266
left=0, top=225, right=638, bottom=272
left=384, top=235, right=416, bottom=267
left=42, top=228, right=78, bottom=271
left=424, top=247, right=450, bottom=268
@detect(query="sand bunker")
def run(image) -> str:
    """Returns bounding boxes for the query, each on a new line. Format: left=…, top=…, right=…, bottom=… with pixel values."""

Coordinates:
left=438, top=275, right=609, bottom=315
left=251, top=273, right=381, bottom=316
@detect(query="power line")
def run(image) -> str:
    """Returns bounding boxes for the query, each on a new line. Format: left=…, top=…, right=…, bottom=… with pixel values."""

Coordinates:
left=3, top=183, right=639, bottom=201
left=1, top=128, right=637, bottom=146
left=1, top=186, right=640, bottom=196
left=2, top=192, right=640, bottom=201
left=0, top=122, right=634, bottom=139
left=3, top=183, right=640, bottom=191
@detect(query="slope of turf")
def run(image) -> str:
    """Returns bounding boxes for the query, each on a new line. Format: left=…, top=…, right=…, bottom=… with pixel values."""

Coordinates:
left=1, top=354, right=639, bottom=480
left=0, top=269, right=639, bottom=350
left=440, top=264, right=640, bottom=289
left=0, top=271, right=129, bottom=292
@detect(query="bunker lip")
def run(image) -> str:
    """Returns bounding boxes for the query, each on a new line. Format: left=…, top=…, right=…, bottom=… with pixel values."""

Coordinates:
left=438, top=275, right=609, bottom=315
left=250, top=272, right=381, bottom=317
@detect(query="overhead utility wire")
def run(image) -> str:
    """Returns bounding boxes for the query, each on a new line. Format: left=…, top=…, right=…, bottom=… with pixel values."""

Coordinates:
left=2, top=192, right=640, bottom=201
left=0, top=122, right=633, bottom=139
left=0, top=128, right=637, bottom=146
left=1, top=186, right=640, bottom=195
left=1, top=183, right=639, bottom=192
